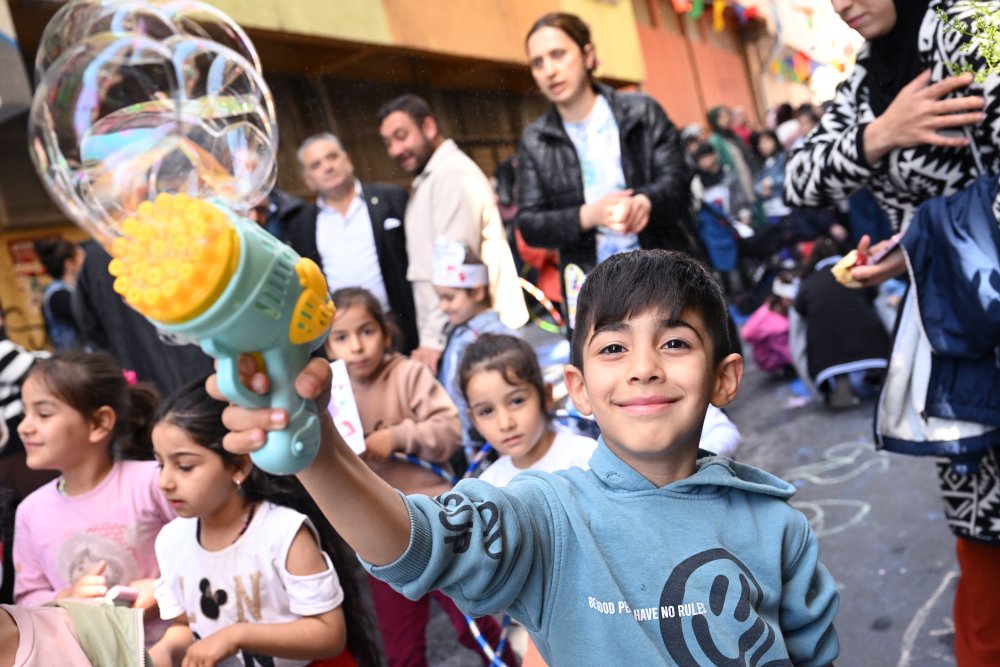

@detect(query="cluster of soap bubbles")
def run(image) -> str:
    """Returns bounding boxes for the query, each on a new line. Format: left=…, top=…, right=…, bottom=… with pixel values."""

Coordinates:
left=28, top=0, right=276, bottom=248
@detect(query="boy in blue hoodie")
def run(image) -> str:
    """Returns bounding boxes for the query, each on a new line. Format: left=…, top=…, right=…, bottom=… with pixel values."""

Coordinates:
left=217, top=249, right=840, bottom=666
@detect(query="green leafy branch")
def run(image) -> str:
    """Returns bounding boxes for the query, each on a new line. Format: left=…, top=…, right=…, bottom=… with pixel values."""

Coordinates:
left=937, top=1, right=1000, bottom=82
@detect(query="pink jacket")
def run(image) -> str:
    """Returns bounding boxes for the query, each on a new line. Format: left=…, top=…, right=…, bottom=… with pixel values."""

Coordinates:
left=741, top=304, right=793, bottom=375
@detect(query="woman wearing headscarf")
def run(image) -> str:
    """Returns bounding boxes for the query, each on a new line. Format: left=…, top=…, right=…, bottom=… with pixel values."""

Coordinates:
left=786, top=2, right=1000, bottom=663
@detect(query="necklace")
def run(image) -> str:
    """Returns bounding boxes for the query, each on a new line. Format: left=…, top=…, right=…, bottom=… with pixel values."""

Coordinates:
left=197, top=501, right=258, bottom=546
left=237, top=502, right=258, bottom=538
left=55, top=464, right=114, bottom=496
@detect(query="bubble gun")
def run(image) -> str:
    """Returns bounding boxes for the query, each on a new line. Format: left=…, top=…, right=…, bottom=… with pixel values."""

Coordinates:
left=108, top=192, right=334, bottom=475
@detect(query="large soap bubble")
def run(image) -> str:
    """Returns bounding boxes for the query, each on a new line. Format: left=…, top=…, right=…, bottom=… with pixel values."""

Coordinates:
left=35, top=0, right=262, bottom=82
left=158, top=0, right=262, bottom=73
left=29, top=32, right=276, bottom=247
left=34, top=0, right=128, bottom=81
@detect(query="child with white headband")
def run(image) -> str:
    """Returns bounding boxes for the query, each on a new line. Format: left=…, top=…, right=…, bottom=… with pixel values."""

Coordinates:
left=432, top=239, right=517, bottom=468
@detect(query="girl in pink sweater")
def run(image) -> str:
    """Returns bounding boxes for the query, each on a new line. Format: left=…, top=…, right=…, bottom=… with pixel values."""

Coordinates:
left=325, top=288, right=519, bottom=667
left=740, top=276, right=797, bottom=377
left=12, top=351, right=172, bottom=638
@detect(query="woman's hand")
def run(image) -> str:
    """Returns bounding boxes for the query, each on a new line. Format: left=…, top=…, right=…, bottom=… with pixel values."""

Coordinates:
left=579, top=190, right=633, bottom=232
left=864, top=70, right=984, bottom=165
left=614, top=194, right=653, bottom=234
left=206, top=356, right=333, bottom=457
left=850, top=235, right=908, bottom=287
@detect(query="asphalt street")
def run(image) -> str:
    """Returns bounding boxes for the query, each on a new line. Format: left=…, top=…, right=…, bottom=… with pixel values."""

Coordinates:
left=420, top=337, right=959, bottom=667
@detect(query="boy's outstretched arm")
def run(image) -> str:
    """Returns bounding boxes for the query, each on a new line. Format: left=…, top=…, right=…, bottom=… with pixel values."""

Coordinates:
left=207, top=357, right=411, bottom=566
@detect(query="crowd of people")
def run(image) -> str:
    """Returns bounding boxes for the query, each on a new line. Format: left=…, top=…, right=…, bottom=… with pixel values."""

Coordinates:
left=0, top=1, right=998, bottom=665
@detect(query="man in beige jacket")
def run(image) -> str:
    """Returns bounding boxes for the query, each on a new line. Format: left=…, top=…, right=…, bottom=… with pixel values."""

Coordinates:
left=377, top=94, right=528, bottom=373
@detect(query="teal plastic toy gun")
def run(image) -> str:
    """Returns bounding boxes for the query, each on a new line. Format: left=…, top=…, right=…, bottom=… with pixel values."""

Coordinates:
left=108, top=193, right=334, bottom=475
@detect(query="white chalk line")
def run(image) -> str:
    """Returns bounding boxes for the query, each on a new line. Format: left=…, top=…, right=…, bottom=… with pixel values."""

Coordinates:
left=782, top=441, right=891, bottom=486
left=790, top=499, right=872, bottom=538
left=897, top=570, right=959, bottom=667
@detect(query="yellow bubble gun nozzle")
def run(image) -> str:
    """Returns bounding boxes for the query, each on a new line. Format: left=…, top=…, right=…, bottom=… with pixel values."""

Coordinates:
left=110, top=193, right=334, bottom=475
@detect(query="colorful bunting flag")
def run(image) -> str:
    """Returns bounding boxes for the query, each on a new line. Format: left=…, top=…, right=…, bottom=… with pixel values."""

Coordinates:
left=713, top=0, right=726, bottom=31
left=675, top=2, right=764, bottom=26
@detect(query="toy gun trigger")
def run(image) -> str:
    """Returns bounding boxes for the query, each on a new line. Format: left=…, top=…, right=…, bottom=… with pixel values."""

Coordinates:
left=289, top=258, right=335, bottom=346
left=215, top=352, right=271, bottom=409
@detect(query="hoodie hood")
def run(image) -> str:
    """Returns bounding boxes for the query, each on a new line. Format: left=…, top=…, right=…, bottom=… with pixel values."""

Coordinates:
left=590, top=437, right=795, bottom=500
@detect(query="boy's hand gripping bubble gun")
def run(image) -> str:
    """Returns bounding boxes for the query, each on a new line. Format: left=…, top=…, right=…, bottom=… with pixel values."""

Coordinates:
left=108, top=194, right=334, bottom=474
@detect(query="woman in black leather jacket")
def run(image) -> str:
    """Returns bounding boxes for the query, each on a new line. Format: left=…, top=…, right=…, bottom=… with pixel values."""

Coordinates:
left=516, top=12, right=700, bottom=328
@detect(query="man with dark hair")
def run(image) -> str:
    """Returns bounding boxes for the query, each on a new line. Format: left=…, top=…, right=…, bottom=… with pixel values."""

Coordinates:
left=376, top=95, right=527, bottom=373
left=375, top=94, right=433, bottom=133
left=285, top=132, right=418, bottom=354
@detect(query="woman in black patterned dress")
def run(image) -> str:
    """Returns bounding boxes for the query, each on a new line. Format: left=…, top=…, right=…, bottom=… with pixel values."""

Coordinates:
left=786, top=1, right=1000, bottom=663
